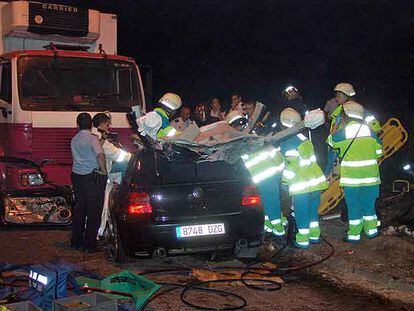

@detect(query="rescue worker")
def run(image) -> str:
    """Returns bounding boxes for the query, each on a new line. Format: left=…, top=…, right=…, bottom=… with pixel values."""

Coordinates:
left=325, top=83, right=381, bottom=176
left=282, top=85, right=308, bottom=118
left=91, top=113, right=131, bottom=237
left=279, top=108, right=328, bottom=248
left=237, top=106, right=286, bottom=237
left=171, top=106, right=193, bottom=131
left=327, top=101, right=382, bottom=242
left=154, top=92, right=182, bottom=138
left=325, top=83, right=356, bottom=133
left=325, top=83, right=381, bottom=135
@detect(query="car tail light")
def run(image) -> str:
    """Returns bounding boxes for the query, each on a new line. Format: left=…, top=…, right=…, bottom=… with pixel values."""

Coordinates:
left=242, top=186, right=261, bottom=207
left=127, top=192, right=152, bottom=215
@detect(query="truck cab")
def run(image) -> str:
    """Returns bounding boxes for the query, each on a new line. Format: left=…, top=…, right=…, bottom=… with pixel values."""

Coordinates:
left=0, top=1, right=145, bottom=225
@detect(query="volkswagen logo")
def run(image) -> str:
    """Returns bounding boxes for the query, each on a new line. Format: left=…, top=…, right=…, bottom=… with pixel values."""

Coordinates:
left=192, top=187, right=203, bottom=199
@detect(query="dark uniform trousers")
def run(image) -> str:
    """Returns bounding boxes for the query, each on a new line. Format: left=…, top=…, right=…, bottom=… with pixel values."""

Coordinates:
left=71, top=171, right=107, bottom=249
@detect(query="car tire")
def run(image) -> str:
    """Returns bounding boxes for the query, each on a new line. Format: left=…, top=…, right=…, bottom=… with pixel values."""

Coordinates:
left=103, top=215, right=130, bottom=263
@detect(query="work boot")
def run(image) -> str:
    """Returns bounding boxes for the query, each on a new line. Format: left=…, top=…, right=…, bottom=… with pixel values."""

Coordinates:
left=342, top=236, right=361, bottom=243
left=347, top=218, right=363, bottom=242
left=293, top=241, right=309, bottom=249
left=269, top=218, right=285, bottom=237
left=363, top=215, right=380, bottom=239
left=295, top=228, right=310, bottom=249
left=310, top=221, right=321, bottom=244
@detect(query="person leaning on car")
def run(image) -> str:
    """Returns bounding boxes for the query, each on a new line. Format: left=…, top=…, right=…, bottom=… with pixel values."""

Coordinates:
left=70, top=113, right=107, bottom=253
left=91, top=112, right=131, bottom=238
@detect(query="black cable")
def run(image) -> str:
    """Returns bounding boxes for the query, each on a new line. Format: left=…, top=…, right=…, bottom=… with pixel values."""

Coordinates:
left=240, top=272, right=282, bottom=291
left=140, top=236, right=334, bottom=310
left=180, top=279, right=247, bottom=310
left=275, top=235, right=335, bottom=273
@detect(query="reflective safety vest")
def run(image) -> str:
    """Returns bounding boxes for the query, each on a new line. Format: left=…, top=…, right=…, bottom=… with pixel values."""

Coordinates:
left=92, top=127, right=131, bottom=173
left=154, top=108, right=180, bottom=138
left=327, top=120, right=382, bottom=187
left=102, top=140, right=131, bottom=174
left=329, top=104, right=345, bottom=135
left=241, top=145, right=284, bottom=184
left=280, top=133, right=328, bottom=195
left=329, top=105, right=381, bottom=135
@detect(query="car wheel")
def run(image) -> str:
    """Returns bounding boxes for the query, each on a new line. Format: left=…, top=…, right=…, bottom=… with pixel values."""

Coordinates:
left=103, top=216, right=129, bottom=263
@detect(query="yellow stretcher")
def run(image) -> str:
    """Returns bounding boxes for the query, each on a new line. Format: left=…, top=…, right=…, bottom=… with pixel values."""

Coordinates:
left=318, top=118, right=408, bottom=215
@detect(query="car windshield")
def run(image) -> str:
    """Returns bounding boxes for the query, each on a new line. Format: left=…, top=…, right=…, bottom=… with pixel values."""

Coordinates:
left=18, top=56, right=142, bottom=112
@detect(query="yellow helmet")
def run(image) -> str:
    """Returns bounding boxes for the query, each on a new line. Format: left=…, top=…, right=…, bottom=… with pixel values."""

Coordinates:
left=280, top=108, right=301, bottom=128
left=159, top=93, right=182, bottom=115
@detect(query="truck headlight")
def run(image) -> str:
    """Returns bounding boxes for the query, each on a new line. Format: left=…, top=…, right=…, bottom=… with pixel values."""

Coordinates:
left=21, top=173, right=45, bottom=187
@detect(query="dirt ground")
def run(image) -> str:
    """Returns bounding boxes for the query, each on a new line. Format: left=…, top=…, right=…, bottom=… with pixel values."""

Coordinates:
left=0, top=226, right=408, bottom=310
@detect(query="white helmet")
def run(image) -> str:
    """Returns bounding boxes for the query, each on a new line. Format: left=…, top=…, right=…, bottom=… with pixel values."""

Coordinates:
left=334, top=83, right=356, bottom=97
left=343, top=101, right=364, bottom=120
left=159, top=93, right=182, bottom=115
left=283, top=85, right=301, bottom=100
left=280, top=108, right=301, bottom=128
left=227, top=110, right=248, bottom=129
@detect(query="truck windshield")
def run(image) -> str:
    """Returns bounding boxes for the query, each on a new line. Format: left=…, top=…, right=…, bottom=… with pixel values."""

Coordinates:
left=18, top=56, right=142, bottom=112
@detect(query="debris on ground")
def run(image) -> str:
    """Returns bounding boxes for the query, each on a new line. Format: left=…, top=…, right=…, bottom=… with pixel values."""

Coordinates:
left=191, top=268, right=283, bottom=287
left=382, top=225, right=414, bottom=237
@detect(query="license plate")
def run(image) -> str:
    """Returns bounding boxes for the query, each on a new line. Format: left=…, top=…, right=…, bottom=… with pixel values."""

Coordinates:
left=176, top=223, right=225, bottom=238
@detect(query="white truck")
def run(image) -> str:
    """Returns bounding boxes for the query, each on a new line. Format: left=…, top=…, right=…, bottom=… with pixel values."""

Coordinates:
left=0, top=1, right=146, bottom=225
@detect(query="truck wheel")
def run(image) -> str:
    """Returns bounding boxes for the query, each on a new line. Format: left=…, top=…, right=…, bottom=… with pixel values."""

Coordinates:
left=103, top=217, right=129, bottom=263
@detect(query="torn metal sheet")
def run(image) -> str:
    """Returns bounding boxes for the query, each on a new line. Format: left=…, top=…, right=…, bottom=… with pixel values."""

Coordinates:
left=165, top=108, right=325, bottom=164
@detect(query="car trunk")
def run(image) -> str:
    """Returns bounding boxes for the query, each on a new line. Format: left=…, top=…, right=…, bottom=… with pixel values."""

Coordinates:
left=133, top=148, right=250, bottom=222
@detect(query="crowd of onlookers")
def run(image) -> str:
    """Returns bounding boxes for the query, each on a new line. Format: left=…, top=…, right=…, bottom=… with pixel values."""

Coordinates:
left=169, top=93, right=253, bottom=130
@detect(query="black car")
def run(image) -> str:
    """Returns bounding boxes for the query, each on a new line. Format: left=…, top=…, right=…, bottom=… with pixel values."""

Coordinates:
left=104, top=144, right=264, bottom=262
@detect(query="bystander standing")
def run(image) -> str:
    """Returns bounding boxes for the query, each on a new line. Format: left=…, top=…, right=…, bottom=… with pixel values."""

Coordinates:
left=70, top=113, right=107, bottom=253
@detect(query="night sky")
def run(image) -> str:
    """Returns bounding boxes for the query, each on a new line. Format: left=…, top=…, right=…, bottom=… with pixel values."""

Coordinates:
left=37, top=0, right=414, bottom=118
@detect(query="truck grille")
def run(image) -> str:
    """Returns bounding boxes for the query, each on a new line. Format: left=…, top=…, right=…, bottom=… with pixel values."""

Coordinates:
left=32, top=128, right=135, bottom=165
left=32, top=128, right=76, bottom=164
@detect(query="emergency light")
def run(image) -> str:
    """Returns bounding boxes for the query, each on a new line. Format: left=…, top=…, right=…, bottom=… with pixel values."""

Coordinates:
left=28, top=264, right=71, bottom=310
left=29, top=269, right=48, bottom=290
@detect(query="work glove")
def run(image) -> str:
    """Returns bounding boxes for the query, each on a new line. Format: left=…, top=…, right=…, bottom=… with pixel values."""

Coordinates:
left=304, top=109, right=325, bottom=129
